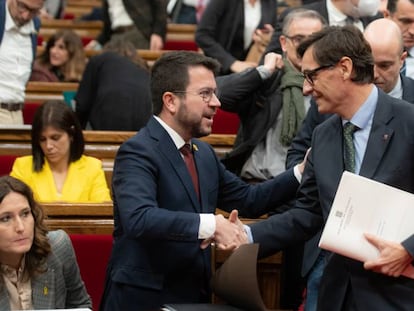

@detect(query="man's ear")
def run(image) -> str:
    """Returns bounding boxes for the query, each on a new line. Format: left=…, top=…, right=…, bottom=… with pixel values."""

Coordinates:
left=280, top=35, right=288, bottom=53
left=338, top=56, right=353, bottom=80
left=162, top=92, right=178, bottom=114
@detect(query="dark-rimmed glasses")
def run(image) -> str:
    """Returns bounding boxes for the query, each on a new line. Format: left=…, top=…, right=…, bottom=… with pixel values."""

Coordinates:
left=172, top=88, right=219, bottom=103
left=284, top=34, right=307, bottom=46
left=302, top=65, right=335, bottom=85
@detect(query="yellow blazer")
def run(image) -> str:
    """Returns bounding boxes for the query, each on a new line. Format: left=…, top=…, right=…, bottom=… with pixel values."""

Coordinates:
left=10, top=155, right=111, bottom=203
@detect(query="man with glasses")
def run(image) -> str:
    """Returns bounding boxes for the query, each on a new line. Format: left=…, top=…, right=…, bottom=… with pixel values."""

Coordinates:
left=237, top=24, right=414, bottom=311
left=0, top=0, right=43, bottom=124
left=384, top=0, right=414, bottom=78
left=100, top=51, right=303, bottom=311
left=217, top=9, right=326, bottom=309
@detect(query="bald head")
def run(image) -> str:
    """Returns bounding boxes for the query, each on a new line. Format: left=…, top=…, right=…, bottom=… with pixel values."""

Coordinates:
left=363, top=18, right=406, bottom=93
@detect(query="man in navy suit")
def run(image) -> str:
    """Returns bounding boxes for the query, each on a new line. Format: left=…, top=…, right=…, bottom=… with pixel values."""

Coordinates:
left=285, top=18, right=414, bottom=311
left=99, top=51, right=303, bottom=311
left=240, top=25, right=414, bottom=311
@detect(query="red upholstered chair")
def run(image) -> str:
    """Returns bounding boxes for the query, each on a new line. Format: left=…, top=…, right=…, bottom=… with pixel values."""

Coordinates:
left=211, top=108, right=240, bottom=135
left=69, top=234, right=113, bottom=311
left=23, top=102, right=42, bottom=124
left=0, top=155, right=17, bottom=176
left=164, top=41, right=199, bottom=51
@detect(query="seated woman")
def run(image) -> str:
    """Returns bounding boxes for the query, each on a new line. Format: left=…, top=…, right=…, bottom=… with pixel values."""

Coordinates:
left=30, top=29, right=86, bottom=82
left=0, top=175, right=91, bottom=309
left=10, top=100, right=111, bottom=203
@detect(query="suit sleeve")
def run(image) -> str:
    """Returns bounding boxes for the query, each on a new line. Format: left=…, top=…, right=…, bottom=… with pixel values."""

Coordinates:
left=151, top=0, right=168, bottom=39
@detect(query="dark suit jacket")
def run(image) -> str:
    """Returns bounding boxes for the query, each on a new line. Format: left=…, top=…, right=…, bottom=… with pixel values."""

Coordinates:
left=251, top=90, right=414, bottom=310
left=286, top=75, right=414, bottom=276
left=97, top=0, right=167, bottom=46
left=75, top=52, right=152, bottom=131
left=99, top=117, right=299, bottom=310
left=0, top=230, right=91, bottom=310
left=217, top=68, right=283, bottom=175
left=195, top=0, right=277, bottom=74
left=264, top=0, right=381, bottom=56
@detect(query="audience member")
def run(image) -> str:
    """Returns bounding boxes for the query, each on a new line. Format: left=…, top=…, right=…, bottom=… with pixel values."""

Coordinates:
left=238, top=25, right=414, bottom=311
left=30, top=29, right=86, bottom=82
left=99, top=51, right=303, bottom=310
left=10, top=100, right=111, bottom=203
left=264, top=0, right=381, bottom=56
left=195, top=0, right=277, bottom=74
left=75, top=38, right=152, bottom=131
left=0, top=175, right=91, bottom=309
left=85, top=0, right=167, bottom=51
left=40, top=0, right=65, bottom=19
left=0, top=0, right=43, bottom=125
left=384, top=0, right=414, bottom=79
left=285, top=18, right=414, bottom=311
left=168, top=0, right=211, bottom=24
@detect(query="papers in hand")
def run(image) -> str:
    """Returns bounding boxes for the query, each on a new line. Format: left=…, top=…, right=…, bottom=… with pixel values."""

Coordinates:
left=319, top=171, right=414, bottom=278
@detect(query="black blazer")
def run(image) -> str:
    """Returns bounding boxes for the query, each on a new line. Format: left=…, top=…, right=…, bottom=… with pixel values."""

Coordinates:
left=250, top=90, right=414, bottom=310
left=196, top=0, right=277, bottom=74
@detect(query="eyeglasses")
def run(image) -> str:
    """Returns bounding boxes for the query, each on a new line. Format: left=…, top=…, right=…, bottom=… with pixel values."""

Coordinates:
left=16, top=0, right=41, bottom=15
left=284, top=34, right=307, bottom=46
left=173, top=88, right=219, bottom=103
left=302, top=64, right=335, bottom=85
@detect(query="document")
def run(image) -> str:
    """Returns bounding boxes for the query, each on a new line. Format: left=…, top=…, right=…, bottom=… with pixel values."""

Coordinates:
left=319, top=171, right=414, bottom=278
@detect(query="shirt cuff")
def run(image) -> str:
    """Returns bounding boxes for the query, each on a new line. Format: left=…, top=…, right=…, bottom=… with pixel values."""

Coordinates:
left=293, top=164, right=302, bottom=183
left=199, top=214, right=216, bottom=239
left=256, top=65, right=272, bottom=80
left=244, top=224, right=254, bottom=243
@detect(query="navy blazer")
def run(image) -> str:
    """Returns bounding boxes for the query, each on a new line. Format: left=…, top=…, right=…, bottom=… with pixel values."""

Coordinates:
left=196, top=0, right=277, bottom=74
left=251, top=90, right=414, bottom=310
left=100, top=117, right=299, bottom=310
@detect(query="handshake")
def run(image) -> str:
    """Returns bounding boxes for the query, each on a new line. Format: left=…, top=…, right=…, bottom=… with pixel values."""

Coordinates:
left=200, top=210, right=249, bottom=251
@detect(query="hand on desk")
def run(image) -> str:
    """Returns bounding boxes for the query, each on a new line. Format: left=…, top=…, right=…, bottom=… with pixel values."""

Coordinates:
left=363, top=233, right=413, bottom=277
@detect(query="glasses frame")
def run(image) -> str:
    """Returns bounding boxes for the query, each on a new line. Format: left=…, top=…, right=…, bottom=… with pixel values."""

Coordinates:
left=172, top=88, right=219, bottom=103
left=284, top=34, right=307, bottom=46
left=302, top=64, right=335, bottom=85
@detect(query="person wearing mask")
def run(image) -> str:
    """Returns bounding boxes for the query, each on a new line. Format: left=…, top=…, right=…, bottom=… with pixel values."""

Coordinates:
left=0, top=0, right=44, bottom=124
left=0, top=175, right=91, bottom=309
left=195, top=0, right=277, bottom=74
left=10, top=100, right=111, bottom=203
left=30, top=29, right=86, bottom=82
left=99, top=51, right=304, bottom=310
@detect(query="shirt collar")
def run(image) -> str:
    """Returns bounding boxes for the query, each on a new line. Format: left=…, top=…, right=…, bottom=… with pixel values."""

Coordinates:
left=153, top=115, right=187, bottom=150
left=342, top=85, right=378, bottom=130
left=387, top=75, right=403, bottom=100
left=327, top=0, right=348, bottom=25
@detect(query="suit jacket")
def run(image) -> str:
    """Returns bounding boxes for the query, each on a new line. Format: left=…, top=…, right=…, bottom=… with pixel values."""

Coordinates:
left=251, top=90, right=414, bottom=310
left=75, top=52, right=152, bottom=131
left=97, top=0, right=167, bottom=46
left=264, top=0, right=381, bottom=56
left=285, top=75, right=414, bottom=276
left=10, top=155, right=111, bottom=203
left=217, top=67, right=283, bottom=175
left=195, top=0, right=277, bottom=74
left=100, top=116, right=299, bottom=311
left=0, top=230, right=91, bottom=310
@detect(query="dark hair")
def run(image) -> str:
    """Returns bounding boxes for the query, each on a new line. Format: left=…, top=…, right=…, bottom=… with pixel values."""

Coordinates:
left=0, top=176, right=51, bottom=281
left=297, top=25, right=374, bottom=84
left=150, top=51, right=221, bottom=115
left=386, top=0, right=414, bottom=13
left=31, top=100, right=84, bottom=172
left=38, top=29, right=86, bottom=82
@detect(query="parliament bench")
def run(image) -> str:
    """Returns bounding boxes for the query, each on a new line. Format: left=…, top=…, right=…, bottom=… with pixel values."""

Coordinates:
left=41, top=202, right=284, bottom=310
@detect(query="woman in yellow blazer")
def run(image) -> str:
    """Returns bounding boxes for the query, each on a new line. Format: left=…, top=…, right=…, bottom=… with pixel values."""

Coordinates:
left=10, top=100, right=111, bottom=203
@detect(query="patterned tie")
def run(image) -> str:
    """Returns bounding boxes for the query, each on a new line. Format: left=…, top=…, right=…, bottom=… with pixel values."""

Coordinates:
left=343, top=122, right=358, bottom=173
left=180, top=143, right=200, bottom=200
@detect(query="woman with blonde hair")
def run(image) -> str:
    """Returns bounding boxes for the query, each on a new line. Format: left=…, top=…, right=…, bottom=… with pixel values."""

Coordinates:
left=30, top=29, right=86, bottom=82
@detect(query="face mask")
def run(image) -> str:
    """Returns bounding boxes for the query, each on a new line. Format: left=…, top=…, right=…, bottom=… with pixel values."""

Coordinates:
left=350, top=0, right=380, bottom=17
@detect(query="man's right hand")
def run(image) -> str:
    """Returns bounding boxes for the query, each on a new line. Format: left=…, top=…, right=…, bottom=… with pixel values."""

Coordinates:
left=213, top=212, right=247, bottom=250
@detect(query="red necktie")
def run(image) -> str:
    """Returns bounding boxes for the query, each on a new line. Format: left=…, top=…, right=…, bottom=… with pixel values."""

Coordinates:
left=180, top=143, right=200, bottom=200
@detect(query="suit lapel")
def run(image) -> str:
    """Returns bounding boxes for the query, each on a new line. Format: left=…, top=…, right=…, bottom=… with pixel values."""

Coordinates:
left=325, top=117, right=345, bottom=186
left=32, top=267, right=55, bottom=309
left=360, top=93, right=394, bottom=178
